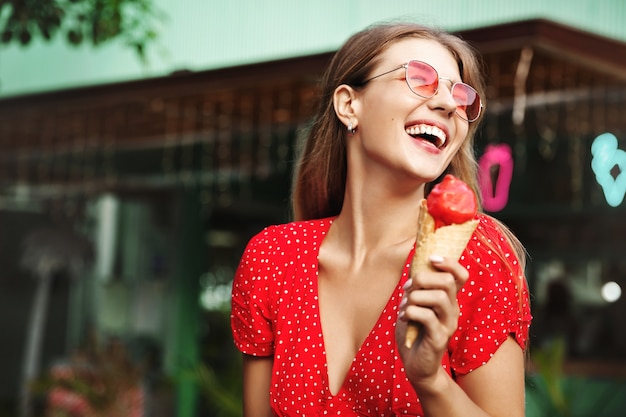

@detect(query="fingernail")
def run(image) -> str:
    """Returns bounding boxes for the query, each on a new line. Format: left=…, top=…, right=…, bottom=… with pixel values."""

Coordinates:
left=430, top=255, right=444, bottom=264
left=402, top=278, right=413, bottom=290
left=399, top=297, right=407, bottom=308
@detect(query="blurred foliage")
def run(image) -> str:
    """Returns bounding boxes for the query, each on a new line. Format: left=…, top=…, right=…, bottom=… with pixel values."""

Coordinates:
left=0, top=0, right=164, bottom=61
left=30, top=334, right=145, bottom=417
left=530, top=338, right=569, bottom=416
left=527, top=338, right=626, bottom=417
left=194, top=362, right=241, bottom=417
left=194, top=309, right=243, bottom=417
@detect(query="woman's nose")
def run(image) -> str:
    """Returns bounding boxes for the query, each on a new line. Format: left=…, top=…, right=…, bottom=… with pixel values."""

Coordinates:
left=429, top=78, right=458, bottom=117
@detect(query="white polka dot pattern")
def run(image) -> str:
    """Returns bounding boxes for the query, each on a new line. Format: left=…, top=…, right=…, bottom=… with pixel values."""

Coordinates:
left=231, top=215, right=531, bottom=416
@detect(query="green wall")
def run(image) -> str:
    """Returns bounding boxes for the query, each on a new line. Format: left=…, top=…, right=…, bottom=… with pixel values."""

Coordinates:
left=1, top=0, right=626, bottom=98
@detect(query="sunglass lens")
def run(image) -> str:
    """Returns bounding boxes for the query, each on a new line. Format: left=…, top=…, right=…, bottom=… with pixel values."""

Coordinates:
left=406, top=61, right=438, bottom=98
left=452, top=84, right=481, bottom=121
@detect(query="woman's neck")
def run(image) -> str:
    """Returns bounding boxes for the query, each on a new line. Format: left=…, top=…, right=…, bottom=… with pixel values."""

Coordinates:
left=331, top=180, right=425, bottom=261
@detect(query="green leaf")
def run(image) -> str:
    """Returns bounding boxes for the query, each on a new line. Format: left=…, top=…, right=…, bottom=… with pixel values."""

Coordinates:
left=0, top=0, right=162, bottom=60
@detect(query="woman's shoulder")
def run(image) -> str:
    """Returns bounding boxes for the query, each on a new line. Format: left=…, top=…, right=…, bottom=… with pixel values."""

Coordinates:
left=475, top=212, right=504, bottom=233
left=253, top=217, right=334, bottom=238
left=244, top=217, right=335, bottom=252
left=473, top=213, right=519, bottom=252
left=235, top=218, right=335, bottom=287
left=465, top=212, right=525, bottom=274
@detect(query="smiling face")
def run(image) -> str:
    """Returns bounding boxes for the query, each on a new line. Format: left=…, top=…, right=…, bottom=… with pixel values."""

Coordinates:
left=347, top=38, right=471, bottom=186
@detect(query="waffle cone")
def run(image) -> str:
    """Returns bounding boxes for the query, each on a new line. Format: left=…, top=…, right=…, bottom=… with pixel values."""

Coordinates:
left=405, top=199, right=478, bottom=348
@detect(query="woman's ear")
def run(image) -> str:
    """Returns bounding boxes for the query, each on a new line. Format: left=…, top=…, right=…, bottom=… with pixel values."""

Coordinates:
left=333, top=84, right=359, bottom=129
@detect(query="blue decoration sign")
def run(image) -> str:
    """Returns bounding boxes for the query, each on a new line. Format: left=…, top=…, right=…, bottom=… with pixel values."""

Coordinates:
left=591, top=132, right=626, bottom=207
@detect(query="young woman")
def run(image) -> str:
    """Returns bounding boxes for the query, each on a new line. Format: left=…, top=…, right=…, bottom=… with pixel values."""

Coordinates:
left=231, top=22, right=532, bottom=417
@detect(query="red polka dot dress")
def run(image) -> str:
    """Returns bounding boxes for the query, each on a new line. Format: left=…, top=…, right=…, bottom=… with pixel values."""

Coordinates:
left=231, top=214, right=531, bottom=416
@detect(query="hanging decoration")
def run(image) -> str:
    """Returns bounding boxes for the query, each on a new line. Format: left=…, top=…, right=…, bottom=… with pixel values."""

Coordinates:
left=511, top=46, right=533, bottom=175
left=536, top=61, right=560, bottom=161
left=512, top=47, right=534, bottom=128
left=478, top=144, right=514, bottom=212
left=537, top=109, right=559, bottom=160
left=591, top=132, right=626, bottom=207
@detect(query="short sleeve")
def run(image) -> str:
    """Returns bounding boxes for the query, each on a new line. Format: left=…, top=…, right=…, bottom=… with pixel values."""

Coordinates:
left=448, top=215, right=532, bottom=375
left=230, top=228, right=276, bottom=357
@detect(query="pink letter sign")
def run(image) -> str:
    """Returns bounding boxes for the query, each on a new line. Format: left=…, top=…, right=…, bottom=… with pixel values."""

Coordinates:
left=478, top=144, right=513, bottom=212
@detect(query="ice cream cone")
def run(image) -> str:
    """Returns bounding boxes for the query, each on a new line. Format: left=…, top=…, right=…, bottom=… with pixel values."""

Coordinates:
left=405, top=199, right=478, bottom=348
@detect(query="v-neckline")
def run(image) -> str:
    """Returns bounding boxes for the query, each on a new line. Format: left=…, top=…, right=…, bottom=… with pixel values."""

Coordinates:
left=313, top=220, right=413, bottom=397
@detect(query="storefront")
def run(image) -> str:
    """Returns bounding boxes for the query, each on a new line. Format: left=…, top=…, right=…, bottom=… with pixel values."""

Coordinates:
left=1, top=18, right=625, bottom=416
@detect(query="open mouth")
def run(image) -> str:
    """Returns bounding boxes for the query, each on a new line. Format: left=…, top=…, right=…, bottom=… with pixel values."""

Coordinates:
left=405, top=124, right=447, bottom=149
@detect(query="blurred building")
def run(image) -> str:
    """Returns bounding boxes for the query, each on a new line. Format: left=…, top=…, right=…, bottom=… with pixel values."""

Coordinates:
left=1, top=5, right=626, bottom=417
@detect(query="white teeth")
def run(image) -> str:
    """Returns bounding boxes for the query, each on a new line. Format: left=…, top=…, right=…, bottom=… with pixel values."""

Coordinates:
left=405, top=124, right=446, bottom=148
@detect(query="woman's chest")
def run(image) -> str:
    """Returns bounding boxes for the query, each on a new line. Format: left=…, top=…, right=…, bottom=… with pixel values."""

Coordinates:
left=268, top=257, right=421, bottom=415
left=271, top=296, right=405, bottom=415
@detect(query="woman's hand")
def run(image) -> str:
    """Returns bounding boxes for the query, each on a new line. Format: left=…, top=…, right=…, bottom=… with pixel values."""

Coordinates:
left=395, top=255, right=469, bottom=389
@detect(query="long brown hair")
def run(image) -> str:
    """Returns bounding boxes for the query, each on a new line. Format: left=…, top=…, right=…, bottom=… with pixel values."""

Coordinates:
left=291, top=22, right=527, bottom=274
left=292, top=22, right=485, bottom=220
